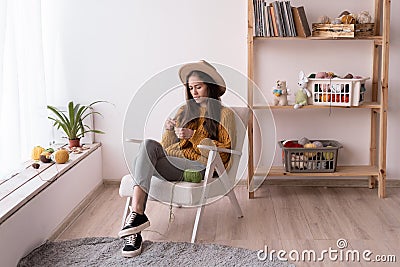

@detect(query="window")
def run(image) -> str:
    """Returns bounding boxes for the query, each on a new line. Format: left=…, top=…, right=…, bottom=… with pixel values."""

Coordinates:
left=0, top=0, right=52, bottom=180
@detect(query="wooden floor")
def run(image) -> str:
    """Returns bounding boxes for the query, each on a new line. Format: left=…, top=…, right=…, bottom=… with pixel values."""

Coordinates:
left=56, top=184, right=400, bottom=267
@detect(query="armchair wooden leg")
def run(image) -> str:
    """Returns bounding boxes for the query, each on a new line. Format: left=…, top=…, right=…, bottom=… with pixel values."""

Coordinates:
left=213, top=155, right=243, bottom=219
left=227, top=190, right=243, bottom=218
left=190, top=150, right=216, bottom=243
left=191, top=205, right=205, bottom=243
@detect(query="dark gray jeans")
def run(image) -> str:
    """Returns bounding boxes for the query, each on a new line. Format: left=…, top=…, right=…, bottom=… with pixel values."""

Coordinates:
left=132, top=139, right=206, bottom=210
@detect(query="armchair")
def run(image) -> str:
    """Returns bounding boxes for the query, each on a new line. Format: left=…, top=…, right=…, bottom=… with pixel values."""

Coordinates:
left=119, top=107, right=250, bottom=243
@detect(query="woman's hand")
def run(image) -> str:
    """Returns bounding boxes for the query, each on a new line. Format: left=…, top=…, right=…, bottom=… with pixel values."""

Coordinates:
left=174, top=127, right=194, bottom=139
left=164, top=118, right=176, bottom=130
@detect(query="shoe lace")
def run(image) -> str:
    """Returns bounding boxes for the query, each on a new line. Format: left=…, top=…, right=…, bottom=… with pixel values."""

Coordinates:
left=124, top=234, right=136, bottom=246
left=125, top=211, right=137, bottom=226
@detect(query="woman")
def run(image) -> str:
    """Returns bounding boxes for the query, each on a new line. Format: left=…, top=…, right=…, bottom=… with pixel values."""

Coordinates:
left=119, top=60, right=235, bottom=257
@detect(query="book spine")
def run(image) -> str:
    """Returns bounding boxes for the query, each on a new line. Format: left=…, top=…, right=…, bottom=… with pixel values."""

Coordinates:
left=272, top=1, right=283, bottom=37
left=279, top=1, right=287, bottom=37
left=259, top=0, right=265, bottom=36
left=270, top=4, right=279, bottom=37
left=282, top=1, right=291, bottom=36
left=267, top=5, right=275, bottom=37
left=297, top=6, right=311, bottom=37
left=292, top=7, right=305, bottom=37
left=264, top=1, right=270, bottom=37
left=286, top=1, right=297, bottom=36
left=253, top=0, right=258, bottom=36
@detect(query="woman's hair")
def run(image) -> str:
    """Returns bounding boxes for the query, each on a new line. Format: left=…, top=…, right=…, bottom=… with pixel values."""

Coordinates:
left=177, top=70, right=222, bottom=140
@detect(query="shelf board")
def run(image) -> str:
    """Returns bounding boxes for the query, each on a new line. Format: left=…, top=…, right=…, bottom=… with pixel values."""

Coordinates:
left=254, top=36, right=383, bottom=41
left=255, top=165, right=379, bottom=177
left=252, top=102, right=380, bottom=110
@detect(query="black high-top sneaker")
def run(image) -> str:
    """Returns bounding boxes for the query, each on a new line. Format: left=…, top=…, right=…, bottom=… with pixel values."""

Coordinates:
left=118, top=212, right=150, bottom=238
left=121, top=233, right=142, bottom=258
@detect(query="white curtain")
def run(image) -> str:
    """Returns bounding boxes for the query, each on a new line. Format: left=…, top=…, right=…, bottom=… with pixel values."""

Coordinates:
left=0, top=0, right=51, bottom=179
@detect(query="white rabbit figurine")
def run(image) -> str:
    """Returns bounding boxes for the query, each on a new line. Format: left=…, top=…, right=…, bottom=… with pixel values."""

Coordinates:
left=294, top=71, right=312, bottom=109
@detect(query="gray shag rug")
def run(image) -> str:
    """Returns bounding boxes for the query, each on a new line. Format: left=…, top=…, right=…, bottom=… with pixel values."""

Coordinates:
left=18, top=237, right=295, bottom=267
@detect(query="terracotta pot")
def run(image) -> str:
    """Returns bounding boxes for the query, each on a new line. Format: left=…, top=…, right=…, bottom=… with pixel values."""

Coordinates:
left=69, top=139, right=81, bottom=148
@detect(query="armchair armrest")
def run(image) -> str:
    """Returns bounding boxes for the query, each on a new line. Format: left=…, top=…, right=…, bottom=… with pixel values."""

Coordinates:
left=125, top=138, right=143, bottom=143
left=197, top=145, right=242, bottom=156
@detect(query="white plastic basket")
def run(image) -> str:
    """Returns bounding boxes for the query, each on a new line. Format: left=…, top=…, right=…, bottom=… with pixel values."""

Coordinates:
left=308, top=77, right=369, bottom=107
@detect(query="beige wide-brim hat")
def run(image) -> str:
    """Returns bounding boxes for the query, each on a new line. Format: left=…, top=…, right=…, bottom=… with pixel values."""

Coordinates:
left=179, top=60, right=226, bottom=97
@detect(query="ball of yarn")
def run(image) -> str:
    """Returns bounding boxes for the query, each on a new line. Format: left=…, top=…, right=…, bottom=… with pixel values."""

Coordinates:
left=32, top=146, right=45, bottom=160
left=318, top=15, right=331, bottom=24
left=304, top=143, right=317, bottom=158
left=312, top=141, right=323, bottom=148
left=183, top=169, right=202, bottom=183
left=298, top=137, right=310, bottom=146
left=357, top=11, right=372, bottom=24
left=332, top=18, right=342, bottom=25
left=54, top=149, right=69, bottom=164
left=341, top=14, right=356, bottom=24
left=316, top=72, right=328, bottom=78
left=339, top=11, right=350, bottom=17
left=323, top=146, right=335, bottom=160
left=291, top=154, right=306, bottom=170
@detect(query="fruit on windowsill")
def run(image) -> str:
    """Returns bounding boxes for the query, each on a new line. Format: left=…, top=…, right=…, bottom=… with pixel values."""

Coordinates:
left=31, top=146, right=45, bottom=160
left=45, top=148, right=55, bottom=153
left=32, top=162, right=40, bottom=169
left=54, top=149, right=69, bottom=164
left=40, top=151, right=53, bottom=163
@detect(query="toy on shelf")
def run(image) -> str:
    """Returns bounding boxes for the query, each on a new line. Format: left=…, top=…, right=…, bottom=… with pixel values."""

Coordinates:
left=294, top=71, right=312, bottom=109
left=272, top=80, right=289, bottom=106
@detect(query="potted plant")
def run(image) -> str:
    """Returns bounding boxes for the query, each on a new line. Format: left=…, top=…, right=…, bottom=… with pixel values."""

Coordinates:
left=47, top=101, right=106, bottom=148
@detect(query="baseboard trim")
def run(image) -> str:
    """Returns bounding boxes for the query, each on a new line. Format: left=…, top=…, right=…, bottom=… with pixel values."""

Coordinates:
left=103, top=180, right=121, bottom=186
left=105, top=178, right=400, bottom=188
left=49, top=181, right=105, bottom=241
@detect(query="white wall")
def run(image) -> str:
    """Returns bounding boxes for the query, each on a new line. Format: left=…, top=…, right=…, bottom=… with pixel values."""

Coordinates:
left=43, top=0, right=399, bottom=180
left=42, top=0, right=247, bottom=181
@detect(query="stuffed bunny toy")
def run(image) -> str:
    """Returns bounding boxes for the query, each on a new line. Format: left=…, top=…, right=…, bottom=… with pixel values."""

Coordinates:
left=294, top=71, right=312, bottom=109
left=272, top=80, right=289, bottom=106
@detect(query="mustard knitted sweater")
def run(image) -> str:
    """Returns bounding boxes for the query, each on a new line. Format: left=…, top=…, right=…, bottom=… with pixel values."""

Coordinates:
left=161, top=106, right=236, bottom=169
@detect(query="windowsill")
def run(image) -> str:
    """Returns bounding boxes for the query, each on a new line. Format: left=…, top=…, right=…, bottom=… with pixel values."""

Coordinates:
left=0, top=143, right=101, bottom=225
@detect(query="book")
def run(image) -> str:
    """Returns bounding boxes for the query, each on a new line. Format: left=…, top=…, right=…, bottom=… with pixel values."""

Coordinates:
left=253, top=0, right=262, bottom=36
left=279, top=1, right=288, bottom=36
left=259, top=0, right=265, bottom=36
left=282, top=1, right=292, bottom=36
left=266, top=5, right=275, bottom=36
left=252, top=0, right=258, bottom=36
left=264, top=2, right=270, bottom=37
left=269, top=5, right=278, bottom=36
left=285, top=1, right=297, bottom=36
left=292, top=6, right=311, bottom=37
left=272, top=1, right=283, bottom=36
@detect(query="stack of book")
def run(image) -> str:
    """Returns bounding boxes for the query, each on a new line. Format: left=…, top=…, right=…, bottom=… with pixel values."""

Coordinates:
left=253, top=0, right=311, bottom=38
